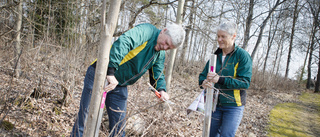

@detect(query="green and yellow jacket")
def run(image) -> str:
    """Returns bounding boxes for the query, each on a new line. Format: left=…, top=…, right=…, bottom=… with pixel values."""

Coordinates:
left=91, top=23, right=167, bottom=91
left=199, top=44, right=252, bottom=106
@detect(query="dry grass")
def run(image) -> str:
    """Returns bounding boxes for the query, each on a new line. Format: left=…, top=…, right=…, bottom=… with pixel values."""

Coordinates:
left=0, top=43, right=307, bottom=137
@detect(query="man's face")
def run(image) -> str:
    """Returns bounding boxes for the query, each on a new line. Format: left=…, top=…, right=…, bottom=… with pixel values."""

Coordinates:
left=155, top=29, right=176, bottom=51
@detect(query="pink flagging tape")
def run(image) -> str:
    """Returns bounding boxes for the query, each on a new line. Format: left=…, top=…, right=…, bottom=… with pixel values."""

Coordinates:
left=210, top=66, right=214, bottom=72
left=100, top=92, right=107, bottom=108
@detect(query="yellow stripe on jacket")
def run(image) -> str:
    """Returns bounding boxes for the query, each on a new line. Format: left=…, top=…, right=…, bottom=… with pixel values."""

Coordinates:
left=120, top=41, right=148, bottom=65
left=233, top=62, right=242, bottom=106
left=90, top=42, right=148, bottom=67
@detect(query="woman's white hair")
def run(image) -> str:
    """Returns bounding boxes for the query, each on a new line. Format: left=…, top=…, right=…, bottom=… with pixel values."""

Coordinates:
left=217, top=21, right=237, bottom=35
left=164, top=23, right=186, bottom=47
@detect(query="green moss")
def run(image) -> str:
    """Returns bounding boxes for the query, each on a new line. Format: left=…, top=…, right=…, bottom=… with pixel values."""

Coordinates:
left=299, top=92, right=320, bottom=108
left=0, top=120, right=14, bottom=130
left=267, top=92, right=320, bottom=137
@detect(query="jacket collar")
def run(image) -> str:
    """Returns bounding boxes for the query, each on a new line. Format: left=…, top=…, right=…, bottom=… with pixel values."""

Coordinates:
left=214, top=43, right=238, bottom=55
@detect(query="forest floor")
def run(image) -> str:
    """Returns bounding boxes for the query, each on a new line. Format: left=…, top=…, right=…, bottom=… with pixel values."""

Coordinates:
left=0, top=46, right=319, bottom=137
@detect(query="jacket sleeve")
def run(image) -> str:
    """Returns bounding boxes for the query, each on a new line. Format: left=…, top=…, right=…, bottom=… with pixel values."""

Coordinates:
left=108, top=23, right=156, bottom=70
left=221, top=51, right=252, bottom=89
left=149, top=51, right=167, bottom=92
left=199, top=61, right=209, bottom=88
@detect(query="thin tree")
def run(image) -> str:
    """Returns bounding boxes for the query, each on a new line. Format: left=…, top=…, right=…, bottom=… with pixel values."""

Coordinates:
left=14, top=0, right=23, bottom=78
left=263, top=12, right=278, bottom=75
left=83, top=0, right=122, bottom=136
left=300, top=43, right=310, bottom=82
left=165, top=0, right=185, bottom=91
left=308, top=0, right=320, bottom=92
left=285, top=0, right=300, bottom=79
left=186, top=0, right=196, bottom=65
left=242, top=0, right=254, bottom=50
left=251, top=0, right=287, bottom=61
left=178, top=0, right=191, bottom=66
left=274, top=21, right=288, bottom=77
left=306, top=0, right=319, bottom=89
left=315, top=36, right=320, bottom=92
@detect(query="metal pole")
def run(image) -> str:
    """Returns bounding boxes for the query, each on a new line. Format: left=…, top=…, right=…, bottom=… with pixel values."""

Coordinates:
left=202, top=54, right=216, bottom=137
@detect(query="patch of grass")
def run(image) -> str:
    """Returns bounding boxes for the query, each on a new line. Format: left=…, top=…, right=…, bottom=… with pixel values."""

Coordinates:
left=299, top=92, right=320, bottom=108
left=267, top=92, right=320, bottom=137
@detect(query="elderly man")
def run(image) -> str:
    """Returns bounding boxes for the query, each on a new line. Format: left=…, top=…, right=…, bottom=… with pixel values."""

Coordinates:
left=70, top=23, right=185, bottom=137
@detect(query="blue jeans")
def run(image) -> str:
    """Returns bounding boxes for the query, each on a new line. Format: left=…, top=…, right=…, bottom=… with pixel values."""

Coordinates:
left=70, top=66, right=128, bottom=137
left=209, top=106, right=244, bottom=137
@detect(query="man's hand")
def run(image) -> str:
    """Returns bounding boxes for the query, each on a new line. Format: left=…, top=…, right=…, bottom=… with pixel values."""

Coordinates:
left=159, top=90, right=169, bottom=101
left=207, top=72, right=219, bottom=83
left=104, top=75, right=119, bottom=92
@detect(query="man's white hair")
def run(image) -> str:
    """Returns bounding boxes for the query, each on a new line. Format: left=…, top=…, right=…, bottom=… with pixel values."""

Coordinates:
left=217, top=21, right=237, bottom=35
left=164, top=23, right=186, bottom=47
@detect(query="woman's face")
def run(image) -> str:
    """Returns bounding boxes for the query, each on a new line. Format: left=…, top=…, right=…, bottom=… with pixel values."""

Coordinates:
left=217, top=30, right=236, bottom=50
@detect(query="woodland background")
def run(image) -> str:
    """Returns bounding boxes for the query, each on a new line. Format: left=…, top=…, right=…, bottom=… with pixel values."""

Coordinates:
left=0, top=0, right=320, bottom=136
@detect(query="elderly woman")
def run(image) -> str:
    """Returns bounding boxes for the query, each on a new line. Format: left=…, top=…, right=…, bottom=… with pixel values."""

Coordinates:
left=199, top=21, right=252, bottom=137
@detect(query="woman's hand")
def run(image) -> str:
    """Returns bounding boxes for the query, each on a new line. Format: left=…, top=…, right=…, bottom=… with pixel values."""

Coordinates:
left=207, top=72, right=219, bottom=83
left=201, top=79, right=213, bottom=89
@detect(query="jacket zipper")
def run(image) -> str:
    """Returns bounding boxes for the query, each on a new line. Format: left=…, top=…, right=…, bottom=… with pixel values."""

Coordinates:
left=120, top=53, right=157, bottom=86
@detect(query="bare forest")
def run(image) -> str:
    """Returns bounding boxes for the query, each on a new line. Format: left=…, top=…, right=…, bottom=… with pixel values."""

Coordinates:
left=1, top=0, right=320, bottom=136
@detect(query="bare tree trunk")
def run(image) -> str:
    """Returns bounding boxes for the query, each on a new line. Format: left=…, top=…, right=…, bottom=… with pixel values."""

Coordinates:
left=83, top=0, right=122, bottom=136
left=242, top=0, right=254, bottom=50
left=79, top=0, right=87, bottom=49
left=46, top=0, right=51, bottom=49
left=315, top=48, right=320, bottom=92
left=272, top=17, right=287, bottom=76
left=314, top=34, right=320, bottom=92
left=210, top=2, right=224, bottom=55
left=14, top=0, right=23, bottom=78
left=276, top=42, right=284, bottom=77
left=186, top=0, right=196, bottom=64
left=263, top=14, right=278, bottom=75
left=190, top=26, right=200, bottom=65
left=306, top=38, right=314, bottom=89
left=200, top=36, right=206, bottom=61
left=285, top=0, right=299, bottom=79
left=275, top=22, right=287, bottom=77
left=251, top=0, right=287, bottom=60
left=165, top=0, right=185, bottom=91
left=179, top=0, right=193, bottom=67
left=29, top=0, right=36, bottom=48
left=203, top=32, right=209, bottom=58
left=300, top=45, right=310, bottom=82
left=307, top=16, right=318, bottom=89
left=312, top=0, right=320, bottom=92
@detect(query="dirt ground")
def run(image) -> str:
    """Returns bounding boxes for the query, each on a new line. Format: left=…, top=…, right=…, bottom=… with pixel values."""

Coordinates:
left=0, top=67, right=315, bottom=137
left=0, top=46, right=318, bottom=137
